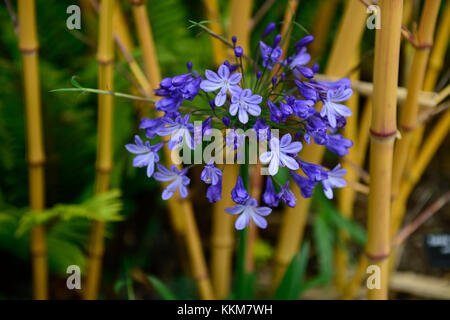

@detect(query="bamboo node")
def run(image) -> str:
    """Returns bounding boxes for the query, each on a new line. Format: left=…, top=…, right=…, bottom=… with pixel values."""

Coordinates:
left=96, top=57, right=114, bottom=65
left=399, top=124, right=416, bottom=133
left=19, top=47, right=39, bottom=55
left=369, top=129, right=397, bottom=143
left=129, top=0, right=147, bottom=6
left=194, top=272, right=210, bottom=281
left=365, top=251, right=391, bottom=261
left=95, top=164, right=113, bottom=173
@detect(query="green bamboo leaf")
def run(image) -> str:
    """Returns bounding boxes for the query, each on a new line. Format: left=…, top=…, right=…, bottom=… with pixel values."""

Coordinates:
left=147, top=275, right=177, bottom=300
left=313, top=212, right=334, bottom=283
left=273, top=241, right=310, bottom=300
left=314, top=192, right=367, bottom=247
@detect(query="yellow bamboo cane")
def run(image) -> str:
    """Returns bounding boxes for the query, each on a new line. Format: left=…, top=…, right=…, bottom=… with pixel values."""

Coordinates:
left=335, top=49, right=360, bottom=293
left=202, top=0, right=239, bottom=299
left=391, top=0, right=441, bottom=201
left=84, top=0, right=115, bottom=300
left=18, top=0, right=48, bottom=300
left=129, top=0, right=214, bottom=299
left=365, top=0, right=403, bottom=300
left=272, top=0, right=367, bottom=289
left=309, top=0, right=339, bottom=58
left=280, top=0, right=300, bottom=57
left=404, top=1, right=450, bottom=176
left=203, top=0, right=227, bottom=66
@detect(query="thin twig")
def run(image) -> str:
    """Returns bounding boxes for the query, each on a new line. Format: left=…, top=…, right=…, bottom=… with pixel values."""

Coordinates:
left=249, top=0, right=277, bottom=30
left=392, top=191, right=450, bottom=248
left=4, top=0, right=19, bottom=35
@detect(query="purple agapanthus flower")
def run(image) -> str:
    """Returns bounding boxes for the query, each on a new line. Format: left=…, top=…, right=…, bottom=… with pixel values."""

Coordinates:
left=200, top=64, right=242, bottom=106
left=229, top=88, right=262, bottom=124
left=225, top=128, right=245, bottom=150
left=253, top=118, right=270, bottom=141
left=154, top=164, right=190, bottom=200
left=125, top=136, right=164, bottom=178
left=231, top=175, right=250, bottom=204
left=140, top=117, right=165, bottom=139
left=259, top=41, right=282, bottom=70
left=206, top=176, right=222, bottom=203
left=320, top=86, right=353, bottom=128
left=321, top=164, right=347, bottom=199
left=225, top=198, right=272, bottom=230
left=325, top=134, right=353, bottom=156
left=200, top=161, right=222, bottom=185
left=291, top=171, right=316, bottom=198
left=278, top=181, right=296, bottom=207
left=157, top=113, right=194, bottom=150
left=304, top=114, right=328, bottom=145
left=263, top=176, right=279, bottom=207
left=289, top=46, right=311, bottom=69
left=297, top=159, right=328, bottom=182
left=260, top=133, right=302, bottom=176
left=154, top=74, right=201, bottom=113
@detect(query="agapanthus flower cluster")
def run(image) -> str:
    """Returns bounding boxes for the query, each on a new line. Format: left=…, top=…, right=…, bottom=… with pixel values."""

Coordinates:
left=126, top=21, right=354, bottom=230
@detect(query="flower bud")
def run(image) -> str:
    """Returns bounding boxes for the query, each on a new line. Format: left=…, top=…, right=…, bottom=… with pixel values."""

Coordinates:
left=234, top=46, right=244, bottom=57
left=262, top=22, right=276, bottom=38
left=273, top=34, right=282, bottom=47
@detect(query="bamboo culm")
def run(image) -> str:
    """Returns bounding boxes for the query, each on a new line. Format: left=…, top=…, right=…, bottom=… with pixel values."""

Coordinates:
left=365, top=0, right=403, bottom=300
left=18, top=0, right=48, bottom=300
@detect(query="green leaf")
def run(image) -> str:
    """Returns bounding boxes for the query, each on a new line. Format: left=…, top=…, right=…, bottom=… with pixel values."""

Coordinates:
left=314, top=192, right=367, bottom=247
left=273, top=241, right=310, bottom=300
left=147, top=275, right=177, bottom=300
left=16, top=189, right=124, bottom=236
left=313, top=212, right=334, bottom=284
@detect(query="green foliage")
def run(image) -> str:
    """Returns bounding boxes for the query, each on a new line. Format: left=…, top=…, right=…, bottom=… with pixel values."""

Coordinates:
left=273, top=242, right=310, bottom=300
left=147, top=275, right=177, bottom=300
left=17, top=189, right=123, bottom=236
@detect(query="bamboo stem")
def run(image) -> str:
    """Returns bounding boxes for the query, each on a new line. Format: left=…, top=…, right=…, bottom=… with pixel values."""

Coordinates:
left=336, top=49, right=360, bottom=293
left=272, top=0, right=367, bottom=290
left=130, top=0, right=161, bottom=90
left=391, top=0, right=441, bottom=200
left=18, top=0, right=48, bottom=300
left=309, top=0, right=339, bottom=58
left=202, top=0, right=227, bottom=66
left=207, top=0, right=254, bottom=299
left=129, top=0, right=214, bottom=299
left=84, top=0, right=115, bottom=300
left=404, top=1, right=450, bottom=184
left=280, top=0, right=299, bottom=57
left=365, top=0, right=403, bottom=300
left=211, top=165, right=239, bottom=299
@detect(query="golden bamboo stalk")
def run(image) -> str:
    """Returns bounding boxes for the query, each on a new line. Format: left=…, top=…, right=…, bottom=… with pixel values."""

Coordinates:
left=391, top=0, right=441, bottom=201
left=272, top=0, right=367, bottom=289
left=356, top=98, right=372, bottom=167
left=211, top=165, right=239, bottom=298
left=280, top=0, right=299, bottom=57
left=129, top=0, right=214, bottom=299
left=229, top=0, right=253, bottom=56
left=84, top=0, right=115, bottom=300
left=335, top=49, right=360, bottom=293
left=404, top=1, right=450, bottom=175
left=391, top=109, right=450, bottom=236
left=18, top=0, right=48, bottom=300
left=202, top=0, right=227, bottom=66
left=365, top=0, right=403, bottom=300
left=205, top=0, right=254, bottom=299
left=113, top=1, right=134, bottom=54
left=309, top=0, right=339, bottom=58
left=130, top=0, right=161, bottom=90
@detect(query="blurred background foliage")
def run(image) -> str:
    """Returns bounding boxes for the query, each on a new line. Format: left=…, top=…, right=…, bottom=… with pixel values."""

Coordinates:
left=0, top=0, right=447, bottom=300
